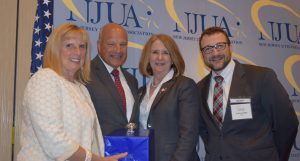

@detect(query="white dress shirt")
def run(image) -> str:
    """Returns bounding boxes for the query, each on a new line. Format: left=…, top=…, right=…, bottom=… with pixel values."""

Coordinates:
left=100, top=56, right=135, bottom=121
left=139, top=69, right=175, bottom=129
left=207, top=59, right=235, bottom=119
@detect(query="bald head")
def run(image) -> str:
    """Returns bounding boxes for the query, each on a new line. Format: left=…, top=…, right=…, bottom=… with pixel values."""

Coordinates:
left=98, top=23, right=128, bottom=43
left=97, top=23, right=128, bottom=68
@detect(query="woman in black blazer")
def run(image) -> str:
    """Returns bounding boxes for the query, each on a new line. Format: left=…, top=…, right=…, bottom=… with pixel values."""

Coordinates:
left=138, top=34, right=201, bottom=161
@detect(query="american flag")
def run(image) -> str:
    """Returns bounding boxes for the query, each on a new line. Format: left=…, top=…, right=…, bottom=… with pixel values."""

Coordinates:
left=30, top=0, right=53, bottom=74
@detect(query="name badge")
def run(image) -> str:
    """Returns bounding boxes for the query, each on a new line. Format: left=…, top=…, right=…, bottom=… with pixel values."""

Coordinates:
left=230, top=98, right=252, bottom=120
left=230, top=98, right=251, bottom=104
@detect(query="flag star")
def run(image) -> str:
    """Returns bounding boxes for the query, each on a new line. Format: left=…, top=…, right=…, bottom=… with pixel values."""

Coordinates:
left=36, top=52, right=43, bottom=60
left=37, top=65, right=43, bottom=70
left=31, top=0, right=53, bottom=74
left=35, top=39, right=42, bottom=47
left=34, top=15, right=40, bottom=22
left=44, top=10, right=51, bottom=18
left=43, top=0, right=51, bottom=6
left=34, top=26, right=41, bottom=34
left=45, top=23, right=52, bottom=31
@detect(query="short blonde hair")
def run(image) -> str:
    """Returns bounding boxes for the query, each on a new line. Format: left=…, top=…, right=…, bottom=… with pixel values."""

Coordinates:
left=43, top=23, right=91, bottom=84
left=139, top=34, right=185, bottom=77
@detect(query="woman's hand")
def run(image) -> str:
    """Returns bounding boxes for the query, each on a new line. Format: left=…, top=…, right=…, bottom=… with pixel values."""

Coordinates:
left=68, top=146, right=127, bottom=161
left=100, top=152, right=128, bottom=161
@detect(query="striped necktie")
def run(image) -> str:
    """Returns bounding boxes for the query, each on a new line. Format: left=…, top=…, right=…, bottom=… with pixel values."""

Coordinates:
left=213, top=75, right=224, bottom=128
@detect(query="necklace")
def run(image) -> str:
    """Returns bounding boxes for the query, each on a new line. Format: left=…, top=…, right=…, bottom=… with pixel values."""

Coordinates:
left=151, top=77, right=163, bottom=88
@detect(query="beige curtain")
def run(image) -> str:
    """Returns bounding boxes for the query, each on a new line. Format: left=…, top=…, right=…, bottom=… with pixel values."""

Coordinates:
left=0, top=0, right=35, bottom=160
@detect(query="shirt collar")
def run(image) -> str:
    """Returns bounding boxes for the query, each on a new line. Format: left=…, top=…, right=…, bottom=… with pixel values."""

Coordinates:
left=148, top=68, right=175, bottom=88
left=98, top=55, right=122, bottom=74
left=212, top=59, right=235, bottom=81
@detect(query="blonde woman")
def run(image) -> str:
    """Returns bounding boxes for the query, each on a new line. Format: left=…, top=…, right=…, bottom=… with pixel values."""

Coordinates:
left=17, top=23, right=126, bottom=161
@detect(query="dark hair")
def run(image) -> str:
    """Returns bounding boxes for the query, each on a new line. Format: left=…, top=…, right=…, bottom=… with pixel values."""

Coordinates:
left=199, top=26, right=231, bottom=49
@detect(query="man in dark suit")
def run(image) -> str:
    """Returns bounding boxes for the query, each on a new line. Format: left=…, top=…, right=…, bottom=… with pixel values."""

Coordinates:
left=86, top=23, right=139, bottom=135
left=197, top=26, right=298, bottom=161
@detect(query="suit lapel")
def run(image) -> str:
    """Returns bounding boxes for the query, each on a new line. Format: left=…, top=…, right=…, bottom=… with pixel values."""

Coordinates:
left=138, top=86, right=147, bottom=104
left=201, top=73, right=222, bottom=129
left=122, top=68, right=139, bottom=122
left=222, top=61, right=250, bottom=128
left=227, top=61, right=247, bottom=98
left=150, top=78, right=175, bottom=111
left=122, top=68, right=138, bottom=101
left=93, top=57, right=127, bottom=119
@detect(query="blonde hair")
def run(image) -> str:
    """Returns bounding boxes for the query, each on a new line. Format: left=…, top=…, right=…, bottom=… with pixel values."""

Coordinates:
left=139, top=34, right=185, bottom=77
left=43, top=23, right=91, bottom=84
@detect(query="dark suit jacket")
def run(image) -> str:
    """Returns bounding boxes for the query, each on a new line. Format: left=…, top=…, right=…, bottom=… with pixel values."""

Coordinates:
left=86, top=56, right=139, bottom=135
left=197, top=60, right=298, bottom=161
left=139, top=75, right=201, bottom=161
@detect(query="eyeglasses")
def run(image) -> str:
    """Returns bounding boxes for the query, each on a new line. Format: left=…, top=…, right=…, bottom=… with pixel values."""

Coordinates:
left=201, top=42, right=229, bottom=55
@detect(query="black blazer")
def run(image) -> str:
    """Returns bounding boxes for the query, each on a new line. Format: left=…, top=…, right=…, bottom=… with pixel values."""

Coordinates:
left=86, top=56, right=139, bottom=135
left=139, top=75, right=201, bottom=161
left=197, top=60, right=298, bottom=161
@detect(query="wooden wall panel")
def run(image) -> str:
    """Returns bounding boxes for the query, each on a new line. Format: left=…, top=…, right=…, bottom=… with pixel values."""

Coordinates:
left=0, top=0, right=35, bottom=160
left=14, top=0, right=36, bottom=160
left=0, top=0, right=18, bottom=161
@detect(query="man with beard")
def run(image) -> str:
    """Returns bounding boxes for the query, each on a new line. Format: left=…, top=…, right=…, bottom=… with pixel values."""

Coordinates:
left=197, top=26, right=298, bottom=161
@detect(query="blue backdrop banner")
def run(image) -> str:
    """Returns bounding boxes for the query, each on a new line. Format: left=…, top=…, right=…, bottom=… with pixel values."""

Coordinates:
left=31, top=0, right=300, bottom=160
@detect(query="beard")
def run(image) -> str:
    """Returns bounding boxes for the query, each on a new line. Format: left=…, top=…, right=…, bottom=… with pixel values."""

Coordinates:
left=207, top=54, right=231, bottom=72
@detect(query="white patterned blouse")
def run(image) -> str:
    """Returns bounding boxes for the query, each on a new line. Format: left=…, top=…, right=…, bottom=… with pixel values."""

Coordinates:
left=17, top=68, right=104, bottom=161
